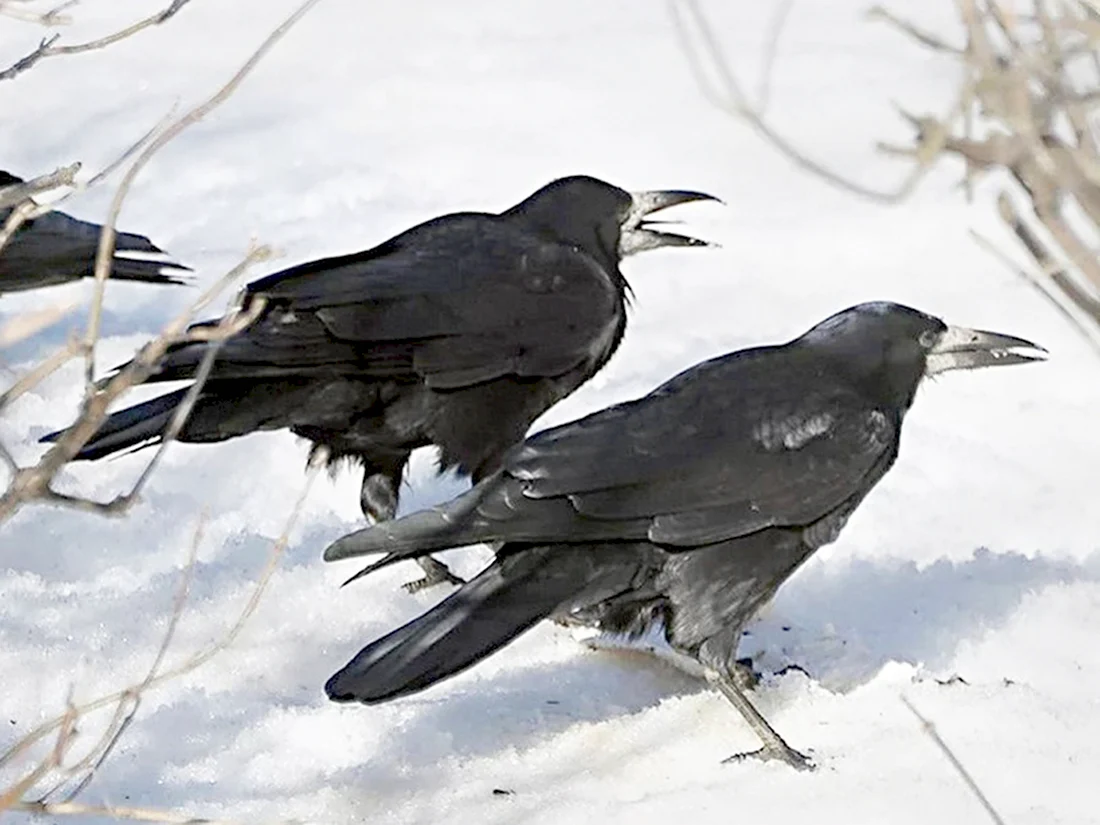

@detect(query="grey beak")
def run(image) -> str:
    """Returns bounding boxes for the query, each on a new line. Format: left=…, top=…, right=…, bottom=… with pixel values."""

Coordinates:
left=926, top=325, right=1049, bottom=375
left=619, top=189, right=721, bottom=256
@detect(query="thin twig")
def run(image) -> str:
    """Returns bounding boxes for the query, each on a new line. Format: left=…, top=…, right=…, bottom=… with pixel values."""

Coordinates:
left=0, top=0, right=76, bottom=26
left=755, top=0, right=795, bottom=114
left=0, top=246, right=270, bottom=524
left=0, top=300, right=78, bottom=348
left=0, top=335, right=81, bottom=412
left=53, top=515, right=205, bottom=803
left=0, top=0, right=327, bottom=522
left=867, top=5, right=965, bottom=53
left=0, top=450, right=327, bottom=801
left=668, top=0, right=941, bottom=203
left=83, top=0, right=327, bottom=391
left=0, top=1, right=193, bottom=83
left=0, top=162, right=80, bottom=210
left=969, top=226, right=1100, bottom=355
left=902, top=695, right=1007, bottom=825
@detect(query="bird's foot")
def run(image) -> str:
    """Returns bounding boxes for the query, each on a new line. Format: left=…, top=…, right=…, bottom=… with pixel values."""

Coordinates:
left=732, top=657, right=762, bottom=690
left=402, top=556, right=466, bottom=594
left=721, top=742, right=814, bottom=771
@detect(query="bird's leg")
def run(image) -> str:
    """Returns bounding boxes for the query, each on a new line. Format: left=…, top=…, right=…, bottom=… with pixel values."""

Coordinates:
left=359, top=465, right=466, bottom=594
left=706, top=667, right=814, bottom=771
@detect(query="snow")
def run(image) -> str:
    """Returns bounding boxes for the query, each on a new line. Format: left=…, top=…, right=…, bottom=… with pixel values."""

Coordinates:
left=1, top=1, right=1098, bottom=822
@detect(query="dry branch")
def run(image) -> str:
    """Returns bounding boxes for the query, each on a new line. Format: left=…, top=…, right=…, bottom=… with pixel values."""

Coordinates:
left=672, top=0, right=1100, bottom=344
left=0, top=0, right=75, bottom=27
left=902, top=696, right=1007, bottom=825
left=0, top=0, right=328, bottom=817
left=2, top=0, right=328, bottom=524
left=0, top=0, right=194, bottom=83
left=0, top=453, right=325, bottom=818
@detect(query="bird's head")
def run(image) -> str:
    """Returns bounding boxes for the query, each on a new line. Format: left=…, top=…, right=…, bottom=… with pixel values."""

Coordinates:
left=799, top=301, right=1048, bottom=410
left=504, top=175, right=719, bottom=273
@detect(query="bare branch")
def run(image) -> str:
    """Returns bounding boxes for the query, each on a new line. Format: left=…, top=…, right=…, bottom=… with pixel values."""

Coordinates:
left=0, top=1, right=194, bottom=83
left=756, top=0, right=795, bottom=115
left=673, top=0, right=1100, bottom=347
left=0, top=335, right=81, bottom=412
left=0, top=300, right=78, bottom=348
left=0, top=162, right=80, bottom=210
left=902, top=696, right=1007, bottom=825
left=0, top=1, right=76, bottom=26
left=867, top=5, right=965, bottom=54
left=0, top=245, right=271, bottom=523
left=83, top=0, right=327, bottom=390
left=969, top=225, right=1100, bottom=355
left=668, top=0, right=944, bottom=203
left=0, top=449, right=327, bottom=811
left=1, top=0, right=327, bottom=525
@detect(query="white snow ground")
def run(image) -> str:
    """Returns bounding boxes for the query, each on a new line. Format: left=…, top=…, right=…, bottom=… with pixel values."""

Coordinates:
left=1, top=1, right=1098, bottom=822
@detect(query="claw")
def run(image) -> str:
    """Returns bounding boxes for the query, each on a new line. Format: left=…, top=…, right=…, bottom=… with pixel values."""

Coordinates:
left=722, top=744, right=815, bottom=771
left=402, top=556, right=466, bottom=594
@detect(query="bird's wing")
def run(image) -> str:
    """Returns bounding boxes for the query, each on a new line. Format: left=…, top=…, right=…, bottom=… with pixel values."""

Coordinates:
left=154, top=215, right=621, bottom=386
left=503, top=349, right=899, bottom=547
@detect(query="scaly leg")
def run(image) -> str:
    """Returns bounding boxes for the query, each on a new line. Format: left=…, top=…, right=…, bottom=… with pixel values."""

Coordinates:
left=359, top=465, right=465, bottom=594
left=706, top=667, right=813, bottom=771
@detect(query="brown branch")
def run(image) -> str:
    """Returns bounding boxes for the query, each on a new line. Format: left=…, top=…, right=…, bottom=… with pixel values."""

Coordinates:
left=1, top=0, right=327, bottom=524
left=83, top=0, right=327, bottom=392
left=0, top=335, right=81, bottom=412
left=0, top=162, right=80, bottom=210
left=668, top=0, right=946, bottom=203
left=0, top=1, right=193, bottom=83
left=0, top=246, right=271, bottom=524
left=0, top=449, right=327, bottom=810
left=0, top=0, right=76, bottom=26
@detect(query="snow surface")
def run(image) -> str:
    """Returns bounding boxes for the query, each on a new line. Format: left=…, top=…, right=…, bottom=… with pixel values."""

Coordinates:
left=2, top=1, right=1098, bottom=823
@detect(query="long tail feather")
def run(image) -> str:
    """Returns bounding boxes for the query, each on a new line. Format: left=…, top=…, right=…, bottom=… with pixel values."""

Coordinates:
left=326, top=544, right=637, bottom=704
left=40, top=387, right=189, bottom=460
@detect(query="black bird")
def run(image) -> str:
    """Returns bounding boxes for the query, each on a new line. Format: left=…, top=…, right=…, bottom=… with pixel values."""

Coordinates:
left=43, top=175, right=717, bottom=591
left=321, top=301, right=1046, bottom=769
left=1, top=170, right=190, bottom=293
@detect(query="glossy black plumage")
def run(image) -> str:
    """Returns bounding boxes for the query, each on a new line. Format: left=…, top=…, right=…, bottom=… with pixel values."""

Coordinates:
left=43, top=175, right=716, bottom=590
left=322, top=301, right=1046, bottom=769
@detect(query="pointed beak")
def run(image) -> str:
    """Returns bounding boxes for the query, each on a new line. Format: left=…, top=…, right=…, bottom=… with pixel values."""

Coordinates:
left=926, top=325, right=1049, bottom=375
left=619, top=189, right=722, bottom=256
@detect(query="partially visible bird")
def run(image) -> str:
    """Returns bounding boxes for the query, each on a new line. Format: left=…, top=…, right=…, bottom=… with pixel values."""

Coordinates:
left=321, top=301, right=1047, bottom=770
left=0, top=170, right=190, bottom=293
left=43, top=175, right=718, bottom=592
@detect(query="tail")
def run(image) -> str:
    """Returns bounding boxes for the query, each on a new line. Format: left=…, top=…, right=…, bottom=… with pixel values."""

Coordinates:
left=40, top=387, right=189, bottom=460
left=323, top=479, right=498, bottom=567
left=326, top=544, right=638, bottom=704
left=0, top=199, right=191, bottom=292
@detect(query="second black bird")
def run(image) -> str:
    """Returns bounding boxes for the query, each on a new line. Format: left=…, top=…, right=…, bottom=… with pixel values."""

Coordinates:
left=321, top=301, right=1046, bottom=769
left=44, top=175, right=717, bottom=591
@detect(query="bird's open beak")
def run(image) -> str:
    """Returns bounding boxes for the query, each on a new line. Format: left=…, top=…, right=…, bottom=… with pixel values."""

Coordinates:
left=926, top=325, right=1049, bottom=375
left=619, top=189, right=721, bottom=256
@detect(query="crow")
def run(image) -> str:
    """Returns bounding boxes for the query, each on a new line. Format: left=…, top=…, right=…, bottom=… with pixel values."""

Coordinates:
left=320, top=301, right=1047, bottom=770
left=1, top=170, right=190, bottom=293
left=43, top=175, right=717, bottom=592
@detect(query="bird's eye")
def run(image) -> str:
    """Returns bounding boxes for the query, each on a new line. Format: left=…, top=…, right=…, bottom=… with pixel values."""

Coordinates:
left=918, top=330, right=939, bottom=349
